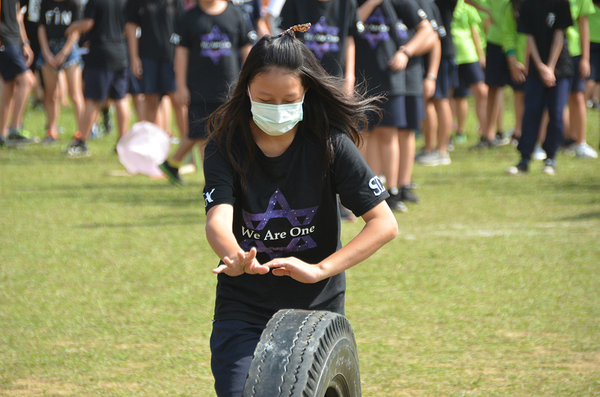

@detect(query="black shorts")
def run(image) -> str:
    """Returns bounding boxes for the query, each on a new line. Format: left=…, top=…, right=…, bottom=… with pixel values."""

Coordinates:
left=141, top=58, right=177, bottom=95
left=433, top=57, right=459, bottom=99
left=188, top=102, right=222, bottom=139
left=401, top=95, right=425, bottom=130
left=83, top=68, right=129, bottom=102
left=458, top=61, right=485, bottom=87
left=366, top=95, right=407, bottom=130
left=485, top=43, right=511, bottom=88
left=570, top=55, right=586, bottom=93
left=0, top=44, right=29, bottom=81
left=590, top=42, right=600, bottom=82
left=128, top=72, right=143, bottom=95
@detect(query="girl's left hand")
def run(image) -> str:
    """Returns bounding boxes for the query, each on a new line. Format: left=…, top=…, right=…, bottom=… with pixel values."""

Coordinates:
left=266, top=257, right=324, bottom=284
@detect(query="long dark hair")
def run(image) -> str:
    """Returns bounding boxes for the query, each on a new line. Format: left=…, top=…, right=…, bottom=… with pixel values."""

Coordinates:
left=207, top=26, right=382, bottom=191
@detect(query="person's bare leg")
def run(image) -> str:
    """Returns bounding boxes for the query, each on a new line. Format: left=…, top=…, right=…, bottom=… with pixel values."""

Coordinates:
left=41, top=65, right=60, bottom=137
left=168, top=92, right=188, bottom=139
left=471, top=81, right=488, bottom=133
left=80, top=99, right=102, bottom=141
left=397, top=129, right=415, bottom=187
left=569, top=92, right=587, bottom=145
left=10, top=70, right=35, bottom=130
left=144, top=93, right=160, bottom=124
left=423, top=100, right=437, bottom=152
left=454, top=97, right=468, bottom=134
left=375, top=125, right=400, bottom=192
left=365, top=132, right=383, bottom=176
left=433, top=98, right=452, bottom=154
left=483, top=86, right=503, bottom=141
left=64, top=64, right=85, bottom=130
left=113, top=96, right=130, bottom=140
left=0, top=81, right=16, bottom=137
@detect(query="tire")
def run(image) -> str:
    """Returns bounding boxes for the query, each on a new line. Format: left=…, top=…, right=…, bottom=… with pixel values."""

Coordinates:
left=242, top=309, right=361, bottom=397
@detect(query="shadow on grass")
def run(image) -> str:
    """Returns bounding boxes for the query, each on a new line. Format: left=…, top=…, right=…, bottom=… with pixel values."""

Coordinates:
left=559, top=211, right=600, bottom=221
left=76, top=212, right=204, bottom=229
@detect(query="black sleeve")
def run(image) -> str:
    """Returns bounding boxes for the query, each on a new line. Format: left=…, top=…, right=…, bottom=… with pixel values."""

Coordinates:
left=347, top=0, right=360, bottom=37
left=554, top=0, right=573, bottom=30
left=39, top=0, right=48, bottom=26
left=332, top=133, right=389, bottom=217
left=83, top=0, right=97, bottom=20
left=234, top=5, right=252, bottom=47
left=124, top=0, right=140, bottom=25
left=277, top=0, right=297, bottom=31
left=393, top=0, right=426, bottom=30
left=517, top=0, right=531, bottom=34
left=175, top=10, right=191, bottom=48
left=203, top=140, right=237, bottom=213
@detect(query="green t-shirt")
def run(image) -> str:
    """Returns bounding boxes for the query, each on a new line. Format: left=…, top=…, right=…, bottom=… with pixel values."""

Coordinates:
left=485, top=0, right=509, bottom=46
left=589, top=4, right=600, bottom=43
left=566, top=0, right=595, bottom=56
left=452, top=2, right=482, bottom=64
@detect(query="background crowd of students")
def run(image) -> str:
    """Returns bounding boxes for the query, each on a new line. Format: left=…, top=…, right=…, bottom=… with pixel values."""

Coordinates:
left=1, top=0, right=599, bottom=209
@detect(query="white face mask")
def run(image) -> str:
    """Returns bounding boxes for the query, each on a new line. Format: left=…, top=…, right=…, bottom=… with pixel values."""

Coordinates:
left=248, top=88, right=305, bottom=136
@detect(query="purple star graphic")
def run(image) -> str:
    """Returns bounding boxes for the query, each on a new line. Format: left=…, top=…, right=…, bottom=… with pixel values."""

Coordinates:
left=361, top=8, right=391, bottom=49
left=303, top=16, right=340, bottom=60
left=200, top=25, right=232, bottom=65
left=240, top=189, right=319, bottom=259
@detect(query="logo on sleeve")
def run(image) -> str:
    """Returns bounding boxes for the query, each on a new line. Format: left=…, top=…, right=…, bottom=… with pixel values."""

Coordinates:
left=418, top=9, right=427, bottom=19
left=369, top=176, right=386, bottom=197
left=546, top=13, right=556, bottom=28
left=203, top=188, right=216, bottom=207
left=170, top=33, right=181, bottom=45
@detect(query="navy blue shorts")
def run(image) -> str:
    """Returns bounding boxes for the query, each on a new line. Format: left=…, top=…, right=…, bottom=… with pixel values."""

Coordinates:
left=128, top=72, right=143, bottom=95
left=433, top=57, right=459, bottom=99
left=590, top=42, right=600, bottom=82
left=0, top=44, right=29, bottom=81
left=485, top=43, right=511, bottom=87
left=366, top=95, right=407, bottom=130
left=511, top=81, right=526, bottom=92
left=401, top=95, right=424, bottom=130
left=458, top=61, right=485, bottom=87
left=210, top=320, right=264, bottom=397
left=141, top=58, right=177, bottom=95
left=83, top=68, right=129, bottom=101
left=188, top=102, right=222, bottom=139
left=570, top=55, right=586, bottom=93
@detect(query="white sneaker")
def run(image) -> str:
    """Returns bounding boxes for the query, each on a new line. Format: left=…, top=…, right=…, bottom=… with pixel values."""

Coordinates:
left=542, top=159, right=556, bottom=175
left=438, top=151, right=451, bottom=165
left=575, top=143, right=598, bottom=159
left=416, top=150, right=441, bottom=166
left=532, top=145, right=547, bottom=161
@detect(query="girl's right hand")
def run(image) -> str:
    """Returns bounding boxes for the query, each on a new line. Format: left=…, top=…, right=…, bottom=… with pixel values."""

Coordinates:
left=212, top=247, right=270, bottom=277
left=538, top=63, right=556, bottom=87
left=130, top=56, right=143, bottom=79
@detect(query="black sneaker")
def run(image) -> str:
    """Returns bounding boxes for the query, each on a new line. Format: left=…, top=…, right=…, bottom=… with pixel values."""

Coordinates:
left=507, top=159, right=529, bottom=175
left=400, top=185, right=420, bottom=203
left=385, top=191, right=408, bottom=212
left=469, top=136, right=492, bottom=150
left=159, top=160, right=184, bottom=187
left=65, top=139, right=91, bottom=158
left=542, top=158, right=556, bottom=175
left=7, top=129, right=39, bottom=145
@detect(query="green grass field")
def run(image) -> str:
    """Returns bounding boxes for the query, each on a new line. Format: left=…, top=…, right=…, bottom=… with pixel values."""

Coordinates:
left=1, top=94, right=599, bottom=396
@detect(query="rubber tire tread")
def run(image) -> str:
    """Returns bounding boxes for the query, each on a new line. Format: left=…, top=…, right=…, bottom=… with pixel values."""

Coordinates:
left=242, top=309, right=361, bottom=397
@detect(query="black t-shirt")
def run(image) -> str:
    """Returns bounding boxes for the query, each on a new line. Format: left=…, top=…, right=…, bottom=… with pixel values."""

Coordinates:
left=232, top=0, right=260, bottom=41
left=40, top=0, right=82, bottom=40
left=1, top=0, right=22, bottom=45
left=517, top=0, right=573, bottom=79
left=354, top=0, right=426, bottom=96
left=433, top=0, right=457, bottom=57
left=125, top=0, right=184, bottom=61
left=174, top=3, right=251, bottom=105
left=84, top=0, right=128, bottom=70
left=22, top=0, right=42, bottom=51
left=278, top=0, right=359, bottom=78
left=203, top=129, right=389, bottom=325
